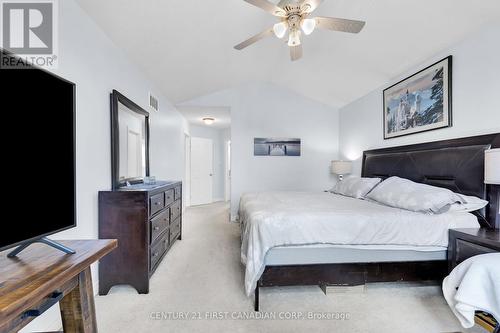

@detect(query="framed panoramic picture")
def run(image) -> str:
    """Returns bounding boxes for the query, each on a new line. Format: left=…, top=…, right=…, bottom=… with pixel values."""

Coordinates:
left=254, top=138, right=301, bottom=156
left=383, top=56, right=452, bottom=139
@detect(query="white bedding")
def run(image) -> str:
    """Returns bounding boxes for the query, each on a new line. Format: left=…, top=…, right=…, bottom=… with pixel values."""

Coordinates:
left=239, top=191, right=480, bottom=296
left=266, top=244, right=447, bottom=266
left=443, top=253, right=500, bottom=328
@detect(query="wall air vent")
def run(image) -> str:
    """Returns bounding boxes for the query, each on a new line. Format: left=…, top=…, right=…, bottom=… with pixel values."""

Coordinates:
left=149, top=93, right=159, bottom=112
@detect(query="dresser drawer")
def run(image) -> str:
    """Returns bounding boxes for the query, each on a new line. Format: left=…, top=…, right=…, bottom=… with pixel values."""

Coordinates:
left=164, top=189, right=175, bottom=206
left=150, top=232, right=168, bottom=269
left=171, top=200, right=181, bottom=220
left=455, top=239, right=497, bottom=265
left=170, top=217, right=181, bottom=242
left=150, top=193, right=164, bottom=215
left=174, top=186, right=182, bottom=200
left=150, top=209, right=169, bottom=244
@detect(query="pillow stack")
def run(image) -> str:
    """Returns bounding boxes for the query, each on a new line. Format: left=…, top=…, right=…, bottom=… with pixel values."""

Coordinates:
left=366, top=176, right=464, bottom=214
left=330, top=175, right=488, bottom=215
left=329, top=176, right=381, bottom=199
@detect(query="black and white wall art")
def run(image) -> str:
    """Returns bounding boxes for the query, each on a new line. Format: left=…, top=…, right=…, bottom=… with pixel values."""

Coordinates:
left=254, top=138, right=301, bottom=156
left=383, top=56, right=452, bottom=139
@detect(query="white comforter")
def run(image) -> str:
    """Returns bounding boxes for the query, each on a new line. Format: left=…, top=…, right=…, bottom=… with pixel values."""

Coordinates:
left=443, top=253, right=500, bottom=328
left=239, top=191, right=480, bottom=296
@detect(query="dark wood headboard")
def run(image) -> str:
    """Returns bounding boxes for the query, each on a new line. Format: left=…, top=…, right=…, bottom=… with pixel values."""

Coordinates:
left=362, top=133, right=500, bottom=229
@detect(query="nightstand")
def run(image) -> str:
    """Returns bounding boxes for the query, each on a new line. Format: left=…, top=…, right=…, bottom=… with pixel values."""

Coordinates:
left=448, top=228, right=500, bottom=271
left=448, top=229, right=500, bottom=333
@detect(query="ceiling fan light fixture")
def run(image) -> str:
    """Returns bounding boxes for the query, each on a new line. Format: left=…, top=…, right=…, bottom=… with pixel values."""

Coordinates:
left=301, top=18, right=316, bottom=35
left=202, top=117, right=215, bottom=125
left=287, top=29, right=301, bottom=46
left=273, top=21, right=288, bottom=39
left=233, top=0, right=366, bottom=60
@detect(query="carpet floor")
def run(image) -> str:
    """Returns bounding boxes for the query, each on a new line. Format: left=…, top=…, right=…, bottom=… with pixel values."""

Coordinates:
left=95, top=202, right=484, bottom=333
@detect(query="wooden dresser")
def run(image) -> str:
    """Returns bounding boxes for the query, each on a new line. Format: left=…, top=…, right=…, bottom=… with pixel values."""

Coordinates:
left=98, top=181, right=182, bottom=295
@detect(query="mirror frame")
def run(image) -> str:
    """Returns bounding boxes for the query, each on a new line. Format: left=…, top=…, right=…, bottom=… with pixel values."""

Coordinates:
left=110, top=90, right=150, bottom=189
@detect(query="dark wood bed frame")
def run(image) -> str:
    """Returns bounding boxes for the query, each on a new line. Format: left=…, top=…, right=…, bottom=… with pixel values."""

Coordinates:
left=254, top=133, right=500, bottom=311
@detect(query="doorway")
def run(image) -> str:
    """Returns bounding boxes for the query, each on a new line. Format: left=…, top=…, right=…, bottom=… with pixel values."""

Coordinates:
left=190, top=137, right=214, bottom=206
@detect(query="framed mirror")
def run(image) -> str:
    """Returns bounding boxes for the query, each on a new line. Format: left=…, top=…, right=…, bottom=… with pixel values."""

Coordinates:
left=110, top=90, right=150, bottom=189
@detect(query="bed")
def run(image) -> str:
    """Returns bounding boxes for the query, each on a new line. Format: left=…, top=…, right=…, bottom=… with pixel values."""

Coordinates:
left=239, top=133, right=500, bottom=311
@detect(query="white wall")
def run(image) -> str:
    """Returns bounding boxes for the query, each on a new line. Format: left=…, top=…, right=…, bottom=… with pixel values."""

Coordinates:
left=189, top=125, right=227, bottom=202
left=339, top=24, right=500, bottom=175
left=180, top=82, right=340, bottom=218
left=21, top=0, right=187, bottom=331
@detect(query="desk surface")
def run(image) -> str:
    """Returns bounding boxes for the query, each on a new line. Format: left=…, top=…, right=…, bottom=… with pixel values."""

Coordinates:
left=0, top=239, right=117, bottom=325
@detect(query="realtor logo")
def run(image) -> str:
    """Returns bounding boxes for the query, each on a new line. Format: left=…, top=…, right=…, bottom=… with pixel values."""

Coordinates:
left=1, top=0, right=58, bottom=68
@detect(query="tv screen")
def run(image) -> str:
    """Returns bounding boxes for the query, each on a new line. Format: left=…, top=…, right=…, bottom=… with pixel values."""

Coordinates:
left=0, top=51, right=76, bottom=252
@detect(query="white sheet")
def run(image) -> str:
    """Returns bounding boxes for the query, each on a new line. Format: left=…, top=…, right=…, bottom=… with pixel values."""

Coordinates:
left=443, top=253, right=500, bottom=328
left=272, top=244, right=446, bottom=251
left=266, top=244, right=447, bottom=266
left=239, top=191, right=480, bottom=296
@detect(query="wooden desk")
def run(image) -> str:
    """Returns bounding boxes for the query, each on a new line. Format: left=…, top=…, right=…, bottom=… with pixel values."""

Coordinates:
left=0, top=240, right=117, bottom=333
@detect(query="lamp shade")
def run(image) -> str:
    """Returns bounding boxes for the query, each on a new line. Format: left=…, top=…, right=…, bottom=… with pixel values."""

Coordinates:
left=300, top=18, right=316, bottom=35
left=331, top=160, right=352, bottom=175
left=485, top=148, right=500, bottom=184
left=273, top=22, right=288, bottom=39
left=288, top=29, right=301, bottom=46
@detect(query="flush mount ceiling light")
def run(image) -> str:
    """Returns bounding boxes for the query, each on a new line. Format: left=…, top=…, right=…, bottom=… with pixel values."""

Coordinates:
left=234, top=0, right=366, bottom=61
left=202, top=117, right=215, bottom=125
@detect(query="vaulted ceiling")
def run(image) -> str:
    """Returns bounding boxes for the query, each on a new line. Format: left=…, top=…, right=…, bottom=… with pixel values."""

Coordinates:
left=76, top=0, right=500, bottom=108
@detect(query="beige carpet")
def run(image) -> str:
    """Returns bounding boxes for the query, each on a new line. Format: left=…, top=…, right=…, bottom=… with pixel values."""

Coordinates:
left=95, top=202, right=485, bottom=333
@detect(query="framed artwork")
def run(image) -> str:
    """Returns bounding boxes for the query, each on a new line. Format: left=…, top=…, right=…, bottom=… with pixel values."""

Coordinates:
left=254, top=138, right=301, bottom=156
left=383, top=56, right=452, bottom=139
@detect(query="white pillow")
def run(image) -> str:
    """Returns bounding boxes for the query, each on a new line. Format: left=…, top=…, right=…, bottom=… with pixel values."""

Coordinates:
left=330, top=176, right=382, bottom=199
left=448, top=193, right=488, bottom=213
left=366, top=176, right=464, bottom=214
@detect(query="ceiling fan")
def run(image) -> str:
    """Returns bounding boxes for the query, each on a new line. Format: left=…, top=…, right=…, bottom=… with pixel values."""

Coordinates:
left=234, top=0, right=366, bottom=61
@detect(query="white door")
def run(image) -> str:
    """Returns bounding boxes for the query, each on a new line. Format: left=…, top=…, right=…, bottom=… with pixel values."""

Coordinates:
left=225, top=140, right=231, bottom=202
left=190, top=137, right=213, bottom=206
left=184, top=134, right=191, bottom=207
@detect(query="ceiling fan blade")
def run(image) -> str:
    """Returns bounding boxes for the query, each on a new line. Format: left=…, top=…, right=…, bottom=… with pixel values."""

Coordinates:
left=290, top=44, right=303, bottom=61
left=301, top=0, right=323, bottom=14
left=315, top=16, right=366, bottom=33
left=243, top=0, right=287, bottom=17
left=234, top=28, right=274, bottom=50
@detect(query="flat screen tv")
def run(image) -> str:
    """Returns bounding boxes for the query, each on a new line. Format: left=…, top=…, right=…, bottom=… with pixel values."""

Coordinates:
left=0, top=50, right=76, bottom=255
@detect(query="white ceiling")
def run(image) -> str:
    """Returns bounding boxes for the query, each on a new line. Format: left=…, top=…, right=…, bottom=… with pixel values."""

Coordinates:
left=76, top=0, right=500, bottom=108
left=176, top=106, right=231, bottom=129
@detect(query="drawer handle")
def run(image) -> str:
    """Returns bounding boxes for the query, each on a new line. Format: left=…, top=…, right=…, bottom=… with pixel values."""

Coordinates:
left=153, top=252, right=159, bottom=257
left=163, top=218, right=167, bottom=222
left=154, top=226, right=160, bottom=231
left=154, top=202, right=161, bottom=206
left=167, top=196, right=171, bottom=200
